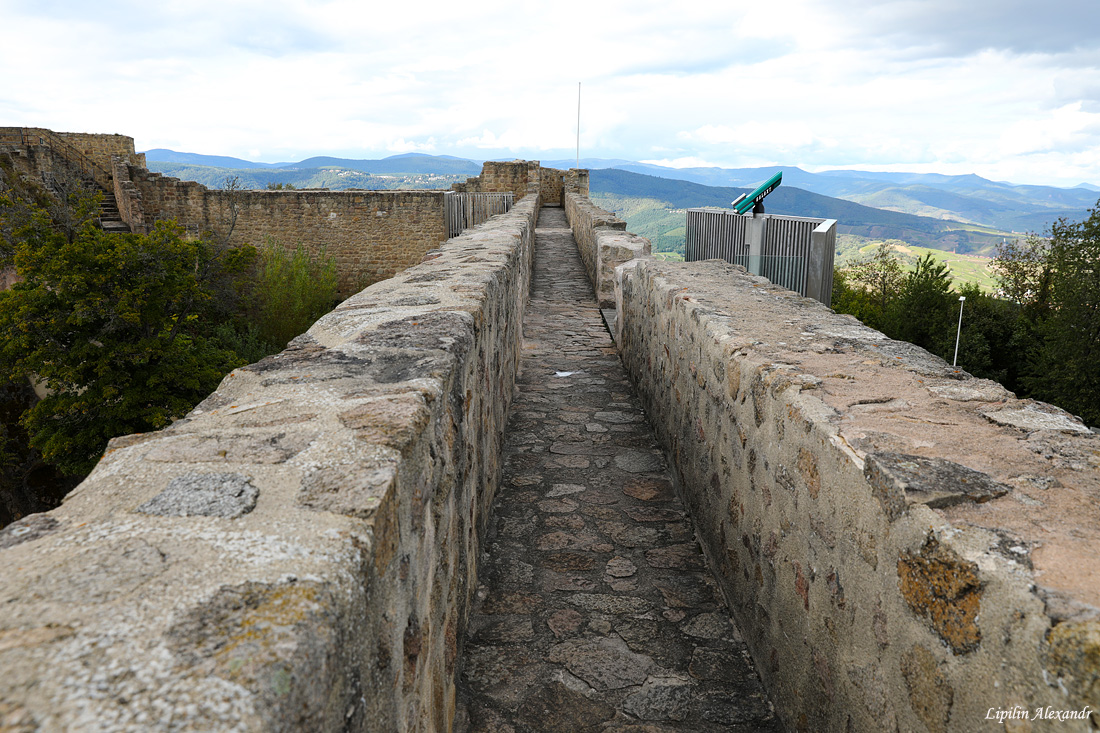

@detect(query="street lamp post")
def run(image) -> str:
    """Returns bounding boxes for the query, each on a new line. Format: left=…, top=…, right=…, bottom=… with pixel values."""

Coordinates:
left=953, top=295, right=966, bottom=367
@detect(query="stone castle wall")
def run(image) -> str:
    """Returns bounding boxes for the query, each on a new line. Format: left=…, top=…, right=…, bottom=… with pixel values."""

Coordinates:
left=110, top=158, right=572, bottom=298
left=452, top=162, right=587, bottom=206
left=565, top=167, right=589, bottom=197
left=2, top=143, right=86, bottom=191
left=0, top=127, right=144, bottom=192
left=0, top=193, right=540, bottom=732
left=13, top=127, right=1095, bottom=731
left=539, top=167, right=565, bottom=205
left=113, top=161, right=450, bottom=296
left=51, top=130, right=146, bottom=170
left=452, top=160, right=539, bottom=200
left=565, top=190, right=649, bottom=308
left=2, top=130, right=572, bottom=300
left=612, top=255, right=1100, bottom=731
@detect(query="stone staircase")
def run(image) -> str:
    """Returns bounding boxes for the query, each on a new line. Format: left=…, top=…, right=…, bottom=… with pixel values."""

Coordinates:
left=2, top=128, right=131, bottom=234
left=96, top=189, right=130, bottom=233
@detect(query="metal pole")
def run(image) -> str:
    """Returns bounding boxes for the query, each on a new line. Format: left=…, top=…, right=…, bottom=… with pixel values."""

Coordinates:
left=953, top=296, right=966, bottom=367
left=576, top=82, right=581, bottom=169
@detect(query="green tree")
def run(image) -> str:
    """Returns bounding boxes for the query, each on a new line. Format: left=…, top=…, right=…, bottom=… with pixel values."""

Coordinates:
left=0, top=166, right=344, bottom=483
left=831, top=266, right=879, bottom=324
left=839, top=241, right=904, bottom=330
left=1019, top=203, right=1100, bottom=424
left=0, top=215, right=249, bottom=474
left=887, top=253, right=954, bottom=357
left=991, top=235, right=1049, bottom=308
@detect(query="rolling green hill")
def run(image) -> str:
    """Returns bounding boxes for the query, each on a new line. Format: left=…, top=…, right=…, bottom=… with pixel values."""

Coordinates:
left=599, top=163, right=1096, bottom=233
left=589, top=169, right=1016, bottom=258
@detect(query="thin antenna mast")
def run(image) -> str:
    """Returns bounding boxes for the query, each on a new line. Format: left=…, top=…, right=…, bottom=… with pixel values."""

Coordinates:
left=576, top=82, right=581, bottom=169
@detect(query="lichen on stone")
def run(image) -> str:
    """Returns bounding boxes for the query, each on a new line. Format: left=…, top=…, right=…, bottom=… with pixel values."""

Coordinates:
left=897, top=534, right=983, bottom=654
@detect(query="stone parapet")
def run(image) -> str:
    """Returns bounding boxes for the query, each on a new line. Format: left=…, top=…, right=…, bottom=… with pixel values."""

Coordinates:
left=614, top=258, right=1100, bottom=731
left=565, top=191, right=650, bottom=308
left=564, top=168, right=589, bottom=197
left=111, top=156, right=146, bottom=234
left=0, top=195, right=539, bottom=732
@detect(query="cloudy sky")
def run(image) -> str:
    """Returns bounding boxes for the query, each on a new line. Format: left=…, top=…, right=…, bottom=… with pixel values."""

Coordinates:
left=3, top=0, right=1099, bottom=187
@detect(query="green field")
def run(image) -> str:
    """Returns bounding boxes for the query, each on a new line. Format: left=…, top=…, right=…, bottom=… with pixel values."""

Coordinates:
left=844, top=236, right=999, bottom=292
left=652, top=251, right=684, bottom=262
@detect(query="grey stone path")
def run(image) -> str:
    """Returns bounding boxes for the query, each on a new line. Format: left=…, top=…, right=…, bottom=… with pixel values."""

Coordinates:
left=454, top=208, right=781, bottom=732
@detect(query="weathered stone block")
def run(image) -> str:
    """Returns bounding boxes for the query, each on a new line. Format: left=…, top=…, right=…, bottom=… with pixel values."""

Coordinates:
left=897, top=534, right=983, bottom=654
left=900, top=645, right=954, bottom=733
left=137, top=472, right=259, bottom=518
left=865, top=452, right=1010, bottom=521
left=1046, top=619, right=1100, bottom=713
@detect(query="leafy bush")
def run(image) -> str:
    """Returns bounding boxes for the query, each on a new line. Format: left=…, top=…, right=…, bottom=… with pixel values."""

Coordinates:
left=0, top=219, right=249, bottom=474
left=249, top=238, right=339, bottom=350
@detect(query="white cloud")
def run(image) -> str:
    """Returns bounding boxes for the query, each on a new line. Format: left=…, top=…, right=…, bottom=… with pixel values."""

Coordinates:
left=386, top=137, right=437, bottom=153
left=684, top=122, right=819, bottom=152
left=0, top=0, right=1098, bottom=185
left=996, top=103, right=1100, bottom=156
left=638, top=156, right=726, bottom=169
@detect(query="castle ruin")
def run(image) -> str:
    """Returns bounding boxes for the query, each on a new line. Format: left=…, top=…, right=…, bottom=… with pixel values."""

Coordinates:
left=0, top=130, right=1097, bottom=732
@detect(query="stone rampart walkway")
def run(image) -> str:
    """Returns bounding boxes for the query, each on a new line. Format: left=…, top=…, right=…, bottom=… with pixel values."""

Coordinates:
left=454, top=208, right=781, bottom=732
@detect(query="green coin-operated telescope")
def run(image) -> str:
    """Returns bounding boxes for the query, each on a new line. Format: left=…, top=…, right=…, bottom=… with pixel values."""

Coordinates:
left=731, top=171, right=782, bottom=215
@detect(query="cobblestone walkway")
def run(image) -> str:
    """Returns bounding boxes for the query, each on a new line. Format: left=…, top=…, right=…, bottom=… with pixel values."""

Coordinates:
left=454, top=208, right=781, bottom=732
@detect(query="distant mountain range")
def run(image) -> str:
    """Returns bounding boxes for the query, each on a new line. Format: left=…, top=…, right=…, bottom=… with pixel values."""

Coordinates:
left=589, top=169, right=1017, bottom=256
left=144, top=149, right=482, bottom=175
left=141, top=149, right=1095, bottom=253
left=544, top=159, right=1096, bottom=234
left=141, top=150, right=479, bottom=190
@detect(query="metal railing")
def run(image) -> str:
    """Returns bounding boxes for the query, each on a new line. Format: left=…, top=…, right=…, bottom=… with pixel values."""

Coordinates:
left=444, top=191, right=514, bottom=238
left=685, top=208, right=837, bottom=305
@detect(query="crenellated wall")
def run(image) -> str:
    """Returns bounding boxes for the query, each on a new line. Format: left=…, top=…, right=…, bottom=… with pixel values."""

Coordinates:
left=0, top=194, right=540, bottom=732
left=612, top=255, right=1100, bottom=732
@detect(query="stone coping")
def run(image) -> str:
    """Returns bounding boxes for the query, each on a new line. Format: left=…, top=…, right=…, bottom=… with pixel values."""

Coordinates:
left=614, top=257, right=1100, bottom=730
left=564, top=191, right=650, bottom=308
left=0, top=195, right=540, bottom=732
